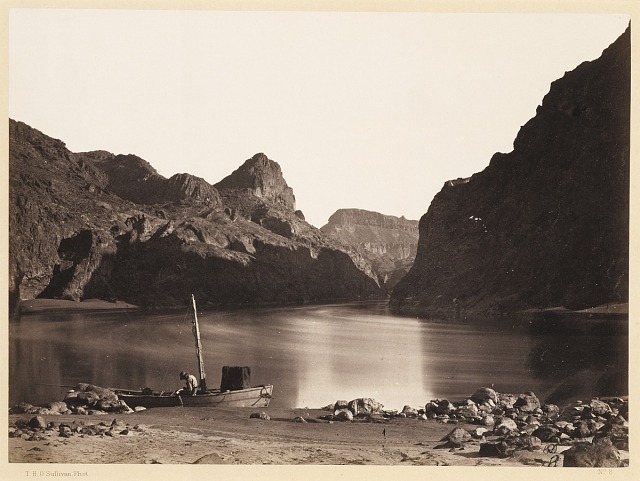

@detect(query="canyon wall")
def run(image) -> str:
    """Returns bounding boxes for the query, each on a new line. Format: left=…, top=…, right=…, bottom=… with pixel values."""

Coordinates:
left=391, top=27, right=630, bottom=317
left=9, top=123, right=383, bottom=312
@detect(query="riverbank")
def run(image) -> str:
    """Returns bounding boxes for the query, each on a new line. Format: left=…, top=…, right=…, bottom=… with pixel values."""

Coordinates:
left=390, top=302, right=629, bottom=322
left=4, top=407, right=600, bottom=466
left=18, top=298, right=138, bottom=314
left=16, top=298, right=628, bottom=320
left=8, top=393, right=629, bottom=468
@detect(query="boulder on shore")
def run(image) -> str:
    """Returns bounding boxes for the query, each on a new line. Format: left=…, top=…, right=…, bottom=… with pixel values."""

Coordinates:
left=513, top=392, right=541, bottom=413
left=470, top=387, right=497, bottom=404
left=563, top=437, right=621, bottom=467
left=348, top=398, right=384, bottom=415
left=493, top=416, right=518, bottom=435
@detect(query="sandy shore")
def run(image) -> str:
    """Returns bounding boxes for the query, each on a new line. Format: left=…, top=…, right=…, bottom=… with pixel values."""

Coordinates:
left=18, top=298, right=138, bottom=313
left=8, top=405, right=628, bottom=467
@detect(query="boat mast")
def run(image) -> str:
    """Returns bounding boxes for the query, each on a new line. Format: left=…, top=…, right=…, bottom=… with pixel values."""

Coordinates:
left=191, top=294, right=207, bottom=392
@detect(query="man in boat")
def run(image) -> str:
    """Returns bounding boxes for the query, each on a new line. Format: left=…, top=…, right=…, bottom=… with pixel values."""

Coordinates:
left=177, top=371, right=199, bottom=396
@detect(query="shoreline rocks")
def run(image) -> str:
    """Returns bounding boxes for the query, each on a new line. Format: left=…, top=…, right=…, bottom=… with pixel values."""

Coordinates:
left=9, top=383, right=133, bottom=417
left=315, top=388, right=628, bottom=467
left=10, top=385, right=629, bottom=467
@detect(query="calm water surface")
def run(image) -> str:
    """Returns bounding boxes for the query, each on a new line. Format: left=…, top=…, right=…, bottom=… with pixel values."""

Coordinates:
left=9, top=302, right=628, bottom=410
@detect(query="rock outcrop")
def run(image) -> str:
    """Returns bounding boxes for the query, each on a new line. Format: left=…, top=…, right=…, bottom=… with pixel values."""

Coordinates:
left=321, top=209, right=419, bottom=290
left=77, top=151, right=223, bottom=207
left=9, top=122, right=383, bottom=311
left=391, top=27, right=630, bottom=317
left=215, top=153, right=296, bottom=210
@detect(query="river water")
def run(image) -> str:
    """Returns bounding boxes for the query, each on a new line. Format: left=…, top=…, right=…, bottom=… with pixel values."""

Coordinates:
left=9, top=301, right=628, bottom=410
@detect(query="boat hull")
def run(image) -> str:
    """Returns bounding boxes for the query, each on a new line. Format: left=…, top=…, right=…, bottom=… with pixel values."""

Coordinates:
left=117, top=385, right=273, bottom=409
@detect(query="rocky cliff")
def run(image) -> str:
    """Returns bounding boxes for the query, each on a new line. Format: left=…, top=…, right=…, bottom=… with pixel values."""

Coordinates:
left=215, top=153, right=296, bottom=210
left=9, top=122, right=382, bottom=312
left=391, top=27, right=630, bottom=317
left=77, top=151, right=223, bottom=207
left=321, top=209, right=419, bottom=290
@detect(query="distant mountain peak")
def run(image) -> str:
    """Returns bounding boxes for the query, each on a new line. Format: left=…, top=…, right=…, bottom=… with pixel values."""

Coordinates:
left=215, top=153, right=296, bottom=210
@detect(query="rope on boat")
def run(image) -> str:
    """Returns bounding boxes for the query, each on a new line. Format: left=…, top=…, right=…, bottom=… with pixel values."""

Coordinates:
left=159, top=302, right=195, bottom=389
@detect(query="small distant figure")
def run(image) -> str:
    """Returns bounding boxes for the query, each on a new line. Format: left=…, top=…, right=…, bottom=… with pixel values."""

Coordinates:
left=177, top=371, right=198, bottom=396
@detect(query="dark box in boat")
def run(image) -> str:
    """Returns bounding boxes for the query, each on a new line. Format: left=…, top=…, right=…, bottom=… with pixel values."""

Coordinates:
left=220, top=366, right=251, bottom=391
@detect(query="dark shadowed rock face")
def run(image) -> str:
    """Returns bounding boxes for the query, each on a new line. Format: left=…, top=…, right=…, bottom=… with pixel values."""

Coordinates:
left=215, top=153, right=296, bottom=210
left=321, top=209, right=419, bottom=290
left=165, top=173, right=223, bottom=206
left=77, top=152, right=223, bottom=207
left=9, top=124, right=382, bottom=311
left=391, top=27, right=630, bottom=317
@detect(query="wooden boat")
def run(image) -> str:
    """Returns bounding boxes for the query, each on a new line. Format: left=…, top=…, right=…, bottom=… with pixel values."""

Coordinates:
left=115, top=295, right=273, bottom=409
left=116, top=384, right=273, bottom=409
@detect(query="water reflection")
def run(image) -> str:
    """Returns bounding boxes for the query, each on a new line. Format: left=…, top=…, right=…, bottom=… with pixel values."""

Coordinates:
left=9, top=303, right=628, bottom=410
left=524, top=316, right=628, bottom=404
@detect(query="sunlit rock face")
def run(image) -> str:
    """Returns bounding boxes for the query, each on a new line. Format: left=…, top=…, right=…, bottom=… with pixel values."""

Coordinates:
left=321, top=209, right=419, bottom=291
left=391, top=27, right=630, bottom=317
left=215, top=153, right=296, bottom=211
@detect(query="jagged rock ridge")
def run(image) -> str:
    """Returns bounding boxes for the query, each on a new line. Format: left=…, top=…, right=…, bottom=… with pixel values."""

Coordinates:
left=321, top=208, right=419, bottom=290
left=9, top=122, right=383, bottom=312
left=391, top=27, right=630, bottom=316
left=215, top=153, right=296, bottom=210
left=79, top=152, right=223, bottom=207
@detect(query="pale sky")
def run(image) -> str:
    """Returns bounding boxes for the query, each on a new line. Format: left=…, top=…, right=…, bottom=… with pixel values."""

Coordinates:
left=9, top=10, right=630, bottom=228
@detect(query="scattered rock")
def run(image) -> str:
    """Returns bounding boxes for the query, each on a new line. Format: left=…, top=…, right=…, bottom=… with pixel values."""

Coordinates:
left=441, top=427, right=471, bottom=444
left=28, top=416, right=47, bottom=430
left=573, top=420, right=596, bottom=439
left=456, top=403, right=479, bottom=419
left=513, top=392, right=541, bottom=413
left=68, top=391, right=100, bottom=406
left=542, top=403, right=560, bottom=419
left=531, top=425, right=559, bottom=442
left=496, top=393, right=517, bottom=409
left=348, top=398, right=384, bottom=415
left=96, top=399, right=131, bottom=413
left=595, top=415, right=629, bottom=450
left=481, top=414, right=495, bottom=426
left=10, top=402, right=35, bottom=414
left=192, top=452, right=228, bottom=464
left=335, top=410, right=354, bottom=422
left=27, top=432, right=46, bottom=441
left=249, top=412, right=270, bottom=421
left=47, top=401, right=71, bottom=414
left=479, top=441, right=511, bottom=458
left=563, top=437, right=621, bottom=467
left=470, top=387, right=497, bottom=404
left=333, top=400, right=349, bottom=411
left=510, top=434, right=542, bottom=451
left=427, top=399, right=455, bottom=416
left=587, top=398, right=612, bottom=417
left=472, top=427, right=488, bottom=439
left=493, top=416, right=518, bottom=435
left=58, top=425, right=73, bottom=438
left=401, top=405, right=419, bottom=417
